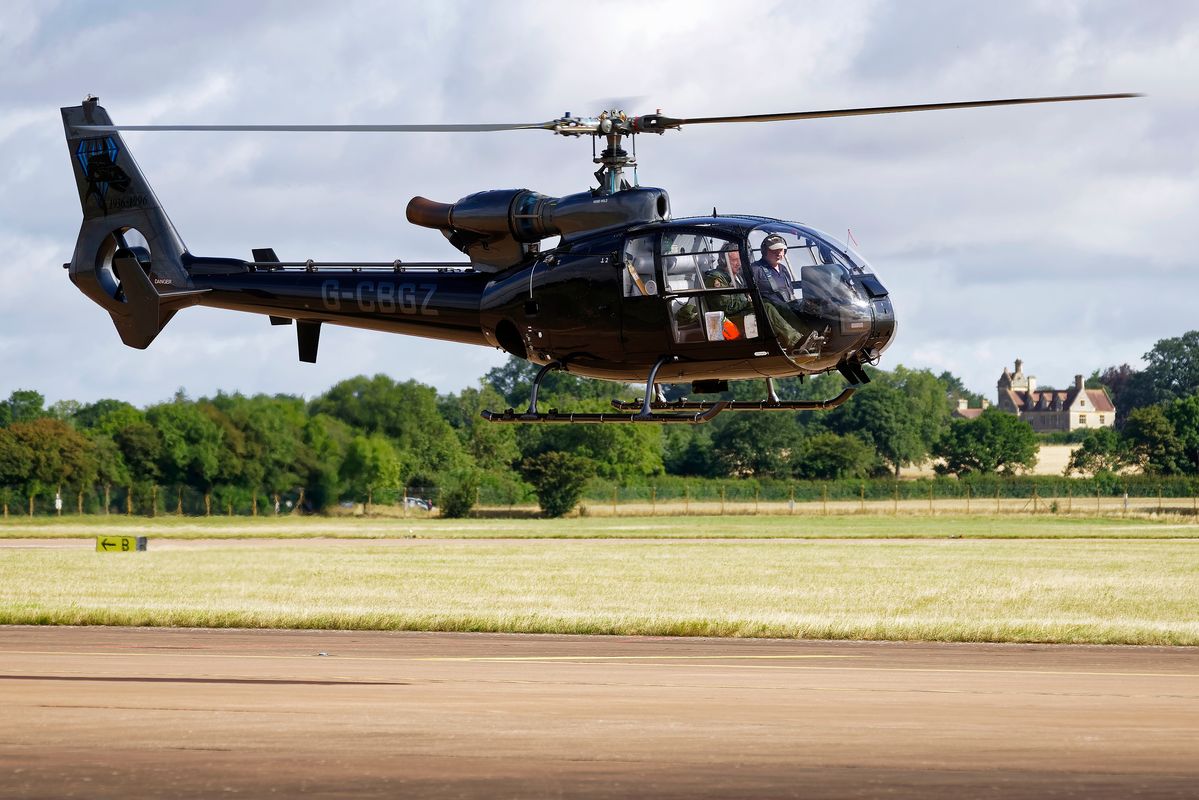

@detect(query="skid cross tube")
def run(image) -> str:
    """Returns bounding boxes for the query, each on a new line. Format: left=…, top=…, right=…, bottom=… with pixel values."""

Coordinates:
left=480, top=356, right=730, bottom=424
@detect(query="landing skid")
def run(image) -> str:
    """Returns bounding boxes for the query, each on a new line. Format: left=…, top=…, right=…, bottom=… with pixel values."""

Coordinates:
left=612, top=385, right=856, bottom=412
left=481, top=357, right=729, bottom=424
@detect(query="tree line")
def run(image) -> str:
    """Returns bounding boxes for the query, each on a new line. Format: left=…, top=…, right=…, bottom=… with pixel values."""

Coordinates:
left=2, top=330, right=1199, bottom=517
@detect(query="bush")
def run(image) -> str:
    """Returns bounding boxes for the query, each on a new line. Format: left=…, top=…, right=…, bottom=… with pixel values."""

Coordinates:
left=520, top=452, right=595, bottom=518
left=438, top=468, right=481, bottom=518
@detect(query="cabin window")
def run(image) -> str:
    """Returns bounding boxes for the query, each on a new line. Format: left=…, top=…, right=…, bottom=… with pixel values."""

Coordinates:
left=622, top=236, right=657, bottom=297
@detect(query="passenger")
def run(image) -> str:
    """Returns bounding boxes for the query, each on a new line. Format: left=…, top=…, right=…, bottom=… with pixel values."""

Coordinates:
left=703, top=244, right=750, bottom=340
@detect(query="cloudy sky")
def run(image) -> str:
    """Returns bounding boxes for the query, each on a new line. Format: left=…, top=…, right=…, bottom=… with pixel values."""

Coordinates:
left=2, top=0, right=1196, bottom=406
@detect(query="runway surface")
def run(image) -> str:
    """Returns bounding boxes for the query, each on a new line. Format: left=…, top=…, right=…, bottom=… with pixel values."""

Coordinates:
left=2, top=627, right=1197, bottom=798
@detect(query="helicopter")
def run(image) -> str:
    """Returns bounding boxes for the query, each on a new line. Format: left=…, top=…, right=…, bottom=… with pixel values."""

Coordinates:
left=61, top=93, right=1137, bottom=423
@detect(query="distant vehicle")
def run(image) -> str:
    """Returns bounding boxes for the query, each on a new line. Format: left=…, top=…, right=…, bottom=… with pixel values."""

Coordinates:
left=404, top=497, right=433, bottom=511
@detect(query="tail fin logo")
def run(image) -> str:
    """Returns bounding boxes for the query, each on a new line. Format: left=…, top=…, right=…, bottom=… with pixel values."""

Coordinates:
left=76, top=137, right=132, bottom=215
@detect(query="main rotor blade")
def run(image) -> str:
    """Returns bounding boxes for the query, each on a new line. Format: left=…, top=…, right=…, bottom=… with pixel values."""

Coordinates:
left=73, top=121, right=560, bottom=133
left=672, top=93, right=1142, bottom=126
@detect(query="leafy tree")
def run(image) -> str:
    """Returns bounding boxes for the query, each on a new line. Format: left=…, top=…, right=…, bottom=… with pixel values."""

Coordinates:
left=303, top=413, right=352, bottom=511
left=520, top=451, right=595, bottom=518
left=2, top=390, right=46, bottom=425
left=711, top=413, right=802, bottom=478
left=87, top=432, right=131, bottom=512
left=0, top=427, right=33, bottom=488
left=313, top=374, right=467, bottom=478
left=146, top=401, right=224, bottom=493
left=791, top=431, right=874, bottom=480
left=1163, top=395, right=1199, bottom=474
left=662, top=425, right=721, bottom=477
left=932, top=408, right=1038, bottom=476
left=439, top=385, right=519, bottom=472
left=341, top=434, right=404, bottom=507
left=1065, top=427, right=1132, bottom=476
left=485, top=358, right=615, bottom=408
left=828, top=383, right=924, bottom=477
left=208, top=393, right=312, bottom=504
left=938, top=370, right=985, bottom=409
left=3, top=418, right=94, bottom=509
left=113, top=421, right=163, bottom=485
left=1112, top=332, right=1199, bottom=419
left=75, top=399, right=143, bottom=435
left=47, top=400, right=83, bottom=424
left=1123, top=405, right=1183, bottom=475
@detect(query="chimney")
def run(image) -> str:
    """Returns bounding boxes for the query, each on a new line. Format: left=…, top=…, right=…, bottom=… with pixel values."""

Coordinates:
left=1014, top=358, right=1023, bottom=376
left=1027, top=376, right=1037, bottom=394
left=981, top=399, right=990, bottom=409
left=1075, top=374, right=1084, bottom=392
left=958, top=398, right=968, bottom=411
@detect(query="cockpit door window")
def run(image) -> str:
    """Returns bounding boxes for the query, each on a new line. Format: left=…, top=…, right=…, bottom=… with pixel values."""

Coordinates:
left=660, top=232, right=759, bottom=345
left=622, top=235, right=657, bottom=297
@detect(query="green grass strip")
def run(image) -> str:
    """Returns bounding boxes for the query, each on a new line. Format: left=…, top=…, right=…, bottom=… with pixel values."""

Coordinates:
left=1, top=514, right=1196, bottom=539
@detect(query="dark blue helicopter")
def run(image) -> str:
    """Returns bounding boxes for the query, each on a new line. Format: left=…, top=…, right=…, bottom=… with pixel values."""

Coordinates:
left=61, top=94, right=1136, bottom=423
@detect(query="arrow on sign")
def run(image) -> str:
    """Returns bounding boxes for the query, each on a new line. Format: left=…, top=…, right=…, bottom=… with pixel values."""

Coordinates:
left=99, top=538, right=115, bottom=551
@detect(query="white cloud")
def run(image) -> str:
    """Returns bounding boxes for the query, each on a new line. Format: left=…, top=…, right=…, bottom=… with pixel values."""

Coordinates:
left=2, top=0, right=1197, bottom=406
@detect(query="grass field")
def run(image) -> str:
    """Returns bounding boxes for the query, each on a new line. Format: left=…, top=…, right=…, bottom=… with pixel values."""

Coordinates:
left=2, top=513, right=1197, bottom=539
left=2, top=515, right=1198, bottom=646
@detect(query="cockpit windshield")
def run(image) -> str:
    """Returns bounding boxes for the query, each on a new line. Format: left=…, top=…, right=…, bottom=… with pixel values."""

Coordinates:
left=745, top=223, right=876, bottom=368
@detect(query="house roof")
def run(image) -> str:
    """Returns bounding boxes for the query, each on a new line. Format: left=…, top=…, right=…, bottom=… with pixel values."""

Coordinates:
left=1007, top=387, right=1114, bottom=414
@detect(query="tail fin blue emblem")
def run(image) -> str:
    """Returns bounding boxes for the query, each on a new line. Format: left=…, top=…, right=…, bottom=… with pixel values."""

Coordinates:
left=76, top=136, right=130, bottom=215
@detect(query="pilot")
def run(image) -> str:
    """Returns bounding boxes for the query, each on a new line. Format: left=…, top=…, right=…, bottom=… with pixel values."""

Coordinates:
left=749, top=234, right=806, bottom=350
left=751, top=234, right=797, bottom=305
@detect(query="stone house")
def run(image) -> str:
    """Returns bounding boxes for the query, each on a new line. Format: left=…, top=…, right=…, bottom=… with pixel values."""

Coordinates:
left=990, top=359, right=1115, bottom=432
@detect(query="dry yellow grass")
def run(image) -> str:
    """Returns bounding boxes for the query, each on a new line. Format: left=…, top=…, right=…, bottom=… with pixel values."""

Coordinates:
left=2, top=536, right=1197, bottom=645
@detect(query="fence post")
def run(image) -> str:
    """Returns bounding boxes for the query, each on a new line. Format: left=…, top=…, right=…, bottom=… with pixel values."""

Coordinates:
left=612, top=486, right=618, bottom=516
left=789, top=485, right=795, bottom=516
left=893, top=483, right=899, bottom=516
left=996, top=487, right=1001, bottom=514
left=177, top=487, right=183, bottom=516
left=966, top=484, right=971, bottom=514
left=684, top=484, right=689, bottom=515
left=1032, top=486, right=1038, bottom=514
left=650, top=485, right=656, bottom=517
left=860, top=484, right=865, bottom=513
left=720, top=486, right=725, bottom=516
left=205, top=492, right=212, bottom=517
left=822, top=484, right=828, bottom=515
left=27, top=494, right=33, bottom=519
left=402, top=486, right=408, bottom=519
left=104, top=484, right=111, bottom=516
left=77, top=490, right=83, bottom=515
left=754, top=486, right=760, bottom=515
left=127, top=485, right=133, bottom=516
left=150, top=485, right=158, bottom=518
left=1158, top=486, right=1163, bottom=516
left=1066, top=485, right=1072, bottom=514
left=928, top=483, right=934, bottom=514
left=1097, top=488, right=1101, bottom=514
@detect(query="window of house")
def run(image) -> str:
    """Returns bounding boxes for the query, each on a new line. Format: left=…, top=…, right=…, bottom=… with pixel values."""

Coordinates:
left=1100, top=415, right=1105, bottom=425
left=1079, top=414, right=1087, bottom=424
